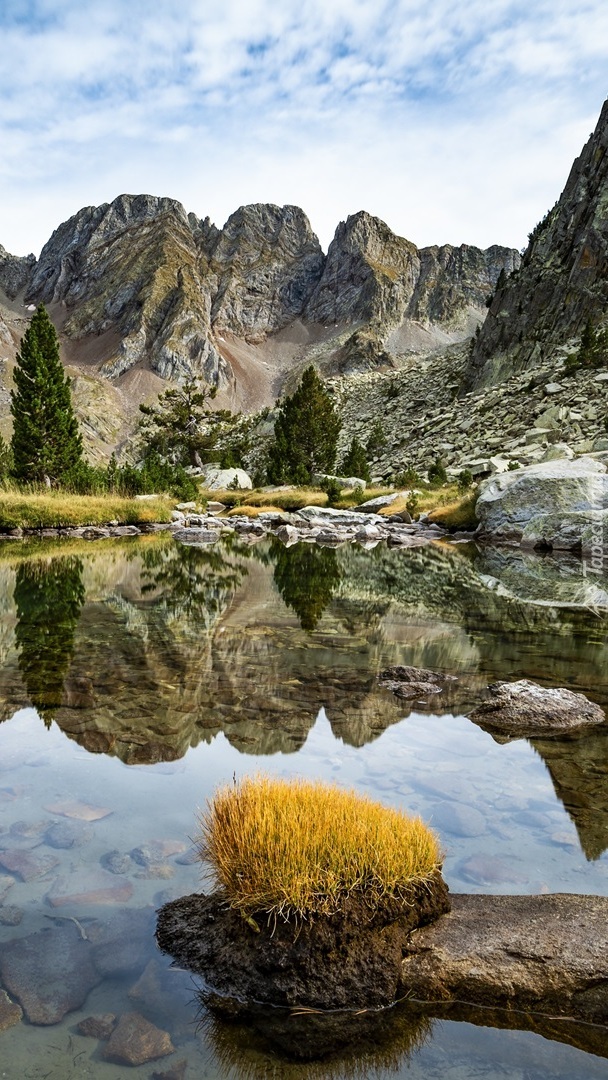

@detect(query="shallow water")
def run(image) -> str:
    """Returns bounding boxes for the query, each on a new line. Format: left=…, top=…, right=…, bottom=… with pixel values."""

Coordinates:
left=0, top=533, right=607, bottom=1077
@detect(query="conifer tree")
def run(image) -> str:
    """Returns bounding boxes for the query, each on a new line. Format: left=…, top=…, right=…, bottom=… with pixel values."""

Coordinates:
left=340, top=436, right=371, bottom=482
left=267, top=366, right=341, bottom=484
left=10, top=304, right=84, bottom=484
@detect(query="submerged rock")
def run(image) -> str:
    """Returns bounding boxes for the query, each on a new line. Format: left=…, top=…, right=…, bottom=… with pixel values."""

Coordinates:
left=0, top=989, right=22, bottom=1032
left=401, top=893, right=608, bottom=1024
left=0, top=924, right=101, bottom=1024
left=156, top=874, right=450, bottom=1011
left=102, top=1011, right=175, bottom=1066
left=469, top=679, right=605, bottom=736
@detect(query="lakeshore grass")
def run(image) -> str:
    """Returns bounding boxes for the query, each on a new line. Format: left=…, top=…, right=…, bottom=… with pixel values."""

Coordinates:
left=198, top=775, right=442, bottom=919
left=0, top=491, right=173, bottom=530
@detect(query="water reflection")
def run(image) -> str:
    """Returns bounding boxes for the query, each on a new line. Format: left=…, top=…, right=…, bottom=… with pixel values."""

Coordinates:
left=201, top=996, right=433, bottom=1078
left=272, top=541, right=342, bottom=630
left=13, top=555, right=85, bottom=728
left=140, top=532, right=251, bottom=624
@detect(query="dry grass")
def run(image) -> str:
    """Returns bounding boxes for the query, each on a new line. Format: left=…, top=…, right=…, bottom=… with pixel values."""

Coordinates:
left=0, top=492, right=173, bottom=529
left=201, top=488, right=329, bottom=511
left=198, top=776, right=442, bottom=919
left=427, top=491, right=479, bottom=530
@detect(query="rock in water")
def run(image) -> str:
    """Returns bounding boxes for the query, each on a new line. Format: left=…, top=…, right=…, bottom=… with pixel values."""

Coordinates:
left=102, top=1011, right=175, bottom=1066
left=469, top=679, right=605, bottom=736
left=0, top=925, right=101, bottom=1024
left=401, top=893, right=608, bottom=1024
left=156, top=874, right=450, bottom=1011
left=379, top=664, right=458, bottom=701
left=0, top=990, right=22, bottom=1032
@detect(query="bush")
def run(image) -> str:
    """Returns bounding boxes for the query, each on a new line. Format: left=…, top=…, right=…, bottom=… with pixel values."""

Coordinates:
left=427, top=459, right=448, bottom=487
left=393, top=466, right=421, bottom=488
left=320, top=476, right=343, bottom=505
left=340, top=437, right=371, bottom=482
left=197, top=776, right=442, bottom=919
left=457, top=469, right=473, bottom=494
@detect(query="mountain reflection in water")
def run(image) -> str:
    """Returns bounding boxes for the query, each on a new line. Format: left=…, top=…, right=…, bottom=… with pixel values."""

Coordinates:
left=0, top=534, right=607, bottom=1076
left=0, top=534, right=606, bottom=863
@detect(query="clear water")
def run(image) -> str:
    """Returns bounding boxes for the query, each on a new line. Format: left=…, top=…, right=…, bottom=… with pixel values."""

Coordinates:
left=0, top=533, right=607, bottom=1077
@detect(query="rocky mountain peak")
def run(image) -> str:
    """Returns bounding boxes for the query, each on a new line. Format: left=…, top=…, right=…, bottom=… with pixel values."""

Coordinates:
left=0, top=245, right=36, bottom=301
left=209, top=203, right=325, bottom=336
left=464, top=96, right=608, bottom=390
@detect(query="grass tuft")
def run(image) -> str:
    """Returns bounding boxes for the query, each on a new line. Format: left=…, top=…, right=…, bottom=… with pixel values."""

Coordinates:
left=197, top=775, right=442, bottom=919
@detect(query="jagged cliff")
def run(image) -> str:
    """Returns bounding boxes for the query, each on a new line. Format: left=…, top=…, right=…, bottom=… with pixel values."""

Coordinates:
left=0, top=196, right=518, bottom=455
left=465, top=96, right=608, bottom=390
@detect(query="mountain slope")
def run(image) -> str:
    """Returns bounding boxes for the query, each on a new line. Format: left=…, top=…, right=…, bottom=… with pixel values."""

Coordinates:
left=465, top=96, right=608, bottom=390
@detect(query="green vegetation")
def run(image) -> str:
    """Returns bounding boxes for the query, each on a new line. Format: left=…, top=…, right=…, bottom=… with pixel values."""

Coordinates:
left=267, top=366, right=341, bottom=484
left=0, top=491, right=172, bottom=529
left=366, top=419, right=387, bottom=455
left=11, top=304, right=84, bottom=484
left=427, top=459, right=448, bottom=487
left=566, top=318, right=608, bottom=371
left=198, top=775, right=442, bottom=918
left=340, top=436, right=371, bottom=482
left=138, top=377, right=225, bottom=468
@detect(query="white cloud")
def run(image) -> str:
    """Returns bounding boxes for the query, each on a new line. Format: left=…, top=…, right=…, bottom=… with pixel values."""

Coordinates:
left=0, top=0, right=606, bottom=256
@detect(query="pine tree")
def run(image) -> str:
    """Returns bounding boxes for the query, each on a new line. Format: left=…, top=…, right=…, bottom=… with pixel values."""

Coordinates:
left=267, top=366, right=341, bottom=484
left=138, top=378, right=221, bottom=468
left=340, top=436, right=371, bottom=482
left=10, top=304, right=84, bottom=484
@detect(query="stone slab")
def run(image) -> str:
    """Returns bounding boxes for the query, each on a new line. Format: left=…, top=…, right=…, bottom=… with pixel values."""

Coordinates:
left=401, top=893, right=608, bottom=1023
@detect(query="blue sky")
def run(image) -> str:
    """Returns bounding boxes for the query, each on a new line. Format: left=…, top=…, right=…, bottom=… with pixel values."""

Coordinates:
left=1, top=0, right=607, bottom=257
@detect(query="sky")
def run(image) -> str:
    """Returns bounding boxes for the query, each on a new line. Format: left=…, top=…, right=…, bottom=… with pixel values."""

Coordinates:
left=0, top=0, right=607, bottom=258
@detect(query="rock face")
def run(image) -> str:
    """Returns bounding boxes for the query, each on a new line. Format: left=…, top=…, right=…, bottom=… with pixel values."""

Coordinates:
left=466, top=95, right=608, bottom=389
left=469, top=680, right=606, bottom=737
left=401, top=893, right=608, bottom=1024
left=475, top=458, right=608, bottom=544
left=0, top=245, right=35, bottom=300
left=306, top=210, right=518, bottom=372
left=156, top=875, right=451, bottom=1011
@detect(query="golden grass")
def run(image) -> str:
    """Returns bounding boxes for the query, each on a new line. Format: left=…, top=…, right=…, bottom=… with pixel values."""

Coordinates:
left=198, top=776, right=442, bottom=919
left=201, top=488, right=330, bottom=511
left=0, top=492, right=173, bottom=529
left=426, top=491, right=479, bottom=530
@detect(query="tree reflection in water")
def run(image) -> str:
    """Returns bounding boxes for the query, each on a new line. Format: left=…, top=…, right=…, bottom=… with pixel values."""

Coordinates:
left=271, top=541, right=342, bottom=631
left=14, top=556, right=85, bottom=728
left=139, top=535, right=252, bottom=626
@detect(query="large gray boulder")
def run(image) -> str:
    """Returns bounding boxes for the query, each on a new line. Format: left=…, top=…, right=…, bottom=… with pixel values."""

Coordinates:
left=469, top=679, right=605, bottom=737
left=476, top=459, right=608, bottom=543
left=202, top=467, right=253, bottom=491
left=401, top=893, right=608, bottom=1024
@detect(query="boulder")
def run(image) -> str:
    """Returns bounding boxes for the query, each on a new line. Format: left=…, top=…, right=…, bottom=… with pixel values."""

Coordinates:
left=476, top=459, right=608, bottom=542
left=0, top=924, right=101, bottom=1024
left=401, top=893, right=608, bottom=1024
left=313, top=473, right=367, bottom=489
left=357, top=493, right=404, bottom=513
left=521, top=509, right=608, bottom=552
left=103, top=1011, right=175, bottom=1066
left=203, top=468, right=252, bottom=491
left=469, top=679, right=605, bottom=737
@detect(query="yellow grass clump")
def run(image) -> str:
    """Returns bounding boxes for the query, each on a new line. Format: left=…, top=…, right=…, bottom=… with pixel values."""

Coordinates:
left=198, top=776, right=442, bottom=919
